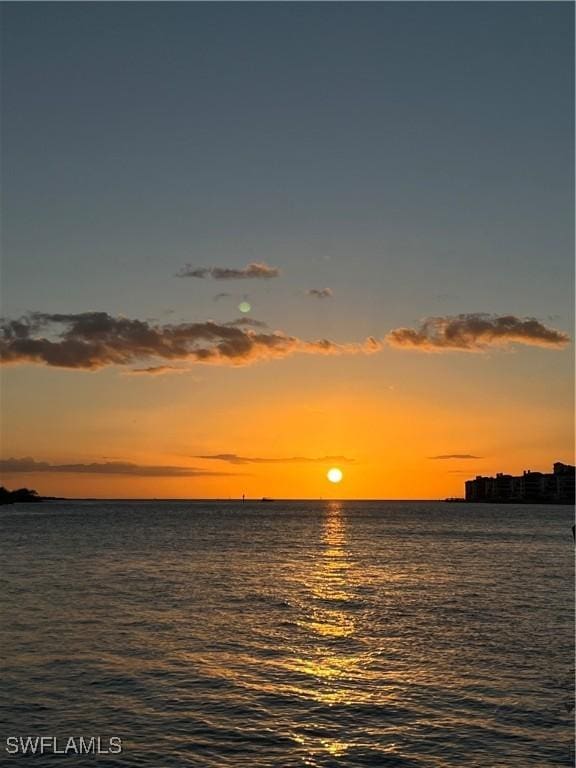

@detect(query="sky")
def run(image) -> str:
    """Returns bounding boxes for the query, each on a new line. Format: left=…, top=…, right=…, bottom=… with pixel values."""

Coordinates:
left=0, top=2, right=574, bottom=499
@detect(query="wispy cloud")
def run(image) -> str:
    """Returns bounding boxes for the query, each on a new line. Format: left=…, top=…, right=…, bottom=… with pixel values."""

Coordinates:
left=386, top=314, right=570, bottom=352
left=0, top=312, right=383, bottom=370
left=177, top=262, right=280, bottom=280
left=224, top=317, right=268, bottom=328
left=0, top=457, right=232, bottom=477
left=124, top=365, right=191, bottom=376
left=429, top=454, right=482, bottom=460
left=307, top=288, right=333, bottom=299
left=197, top=454, right=355, bottom=465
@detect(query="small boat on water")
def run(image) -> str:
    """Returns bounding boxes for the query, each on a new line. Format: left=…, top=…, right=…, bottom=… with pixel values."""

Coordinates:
left=260, top=497, right=274, bottom=502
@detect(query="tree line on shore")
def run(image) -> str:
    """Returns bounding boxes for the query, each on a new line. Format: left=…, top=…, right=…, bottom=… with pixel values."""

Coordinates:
left=0, top=486, right=45, bottom=504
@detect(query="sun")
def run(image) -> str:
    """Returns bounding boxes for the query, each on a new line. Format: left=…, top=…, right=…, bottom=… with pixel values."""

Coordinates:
left=327, top=467, right=343, bottom=484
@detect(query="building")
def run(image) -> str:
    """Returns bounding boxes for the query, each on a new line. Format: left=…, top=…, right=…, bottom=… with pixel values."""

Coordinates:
left=465, top=462, right=575, bottom=503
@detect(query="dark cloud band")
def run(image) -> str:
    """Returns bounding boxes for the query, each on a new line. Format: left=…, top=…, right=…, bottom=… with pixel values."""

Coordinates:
left=197, top=454, right=354, bottom=465
left=429, top=454, right=482, bottom=460
left=0, top=457, right=231, bottom=477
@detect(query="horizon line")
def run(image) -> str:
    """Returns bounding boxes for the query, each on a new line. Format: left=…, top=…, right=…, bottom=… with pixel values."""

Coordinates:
left=36, top=496, right=447, bottom=503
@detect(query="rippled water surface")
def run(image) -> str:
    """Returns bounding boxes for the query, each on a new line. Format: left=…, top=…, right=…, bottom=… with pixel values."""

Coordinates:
left=0, top=500, right=573, bottom=766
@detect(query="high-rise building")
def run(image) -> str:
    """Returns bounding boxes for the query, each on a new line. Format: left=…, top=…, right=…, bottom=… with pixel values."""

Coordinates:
left=464, top=463, right=575, bottom=503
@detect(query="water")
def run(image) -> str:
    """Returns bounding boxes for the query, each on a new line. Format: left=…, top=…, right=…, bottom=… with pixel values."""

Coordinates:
left=0, top=500, right=573, bottom=767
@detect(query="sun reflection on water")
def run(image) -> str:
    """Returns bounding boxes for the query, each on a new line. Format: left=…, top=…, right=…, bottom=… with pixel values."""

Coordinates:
left=291, top=501, right=365, bottom=758
left=298, top=501, right=356, bottom=639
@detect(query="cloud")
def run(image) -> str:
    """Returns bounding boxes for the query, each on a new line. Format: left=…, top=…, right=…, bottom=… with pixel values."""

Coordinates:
left=124, top=365, right=191, bottom=376
left=177, top=262, right=280, bottom=280
left=197, top=454, right=355, bottom=465
left=0, top=311, right=382, bottom=371
left=386, top=314, right=570, bottom=352
left=429, top=454, right=482, bottom=460
left=0, top=457, right=231, bottom=477
left=224, top=317, right=268, bottom=328
left=307, top=288, right=333, bottom=299
left=178, top=267, right=210, bottom=278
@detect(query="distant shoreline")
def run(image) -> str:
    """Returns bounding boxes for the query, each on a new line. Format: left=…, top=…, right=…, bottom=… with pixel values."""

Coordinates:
left=0, top=489, right=66, bottom=505
left=4, top=497, right=573, bottom=505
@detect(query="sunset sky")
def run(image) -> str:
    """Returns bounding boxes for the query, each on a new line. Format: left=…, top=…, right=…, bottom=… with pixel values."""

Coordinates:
left=1, top=3, right=573, bottom=499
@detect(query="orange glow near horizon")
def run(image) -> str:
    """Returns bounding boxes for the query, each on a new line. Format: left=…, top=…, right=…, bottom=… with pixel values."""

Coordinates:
left=0, top=361, right=573, bottom=500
